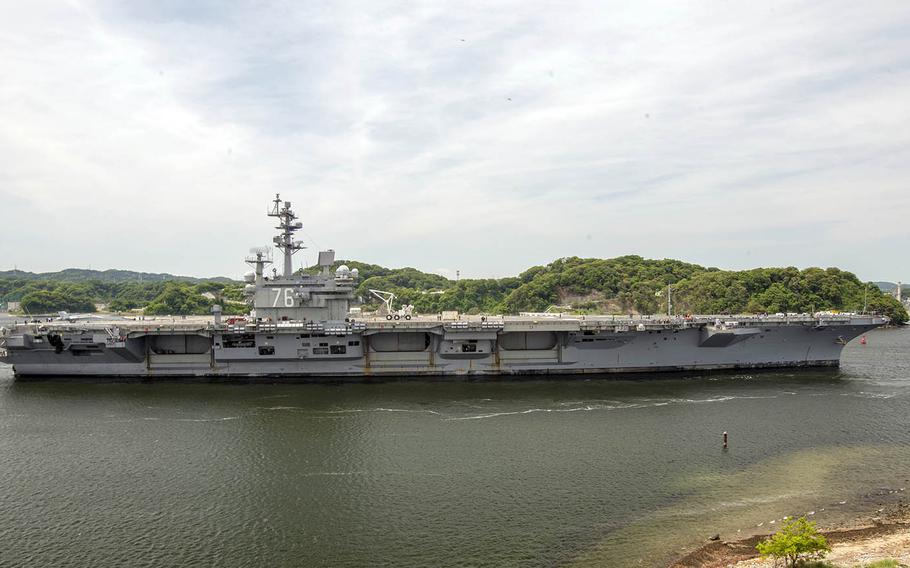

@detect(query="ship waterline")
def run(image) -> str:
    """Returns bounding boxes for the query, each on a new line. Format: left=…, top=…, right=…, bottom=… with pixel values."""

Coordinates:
left=0, top=194, right=887, bottom=378
left=0, top=314, right=883, bottom=378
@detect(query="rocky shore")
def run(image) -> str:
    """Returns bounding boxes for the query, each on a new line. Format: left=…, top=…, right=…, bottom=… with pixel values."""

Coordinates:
left=671, top=500, right=910, bottom=568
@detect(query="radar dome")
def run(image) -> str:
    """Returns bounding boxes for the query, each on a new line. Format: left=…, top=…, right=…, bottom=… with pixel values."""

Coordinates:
left=336, top=264, right=351, bottom=275
left=243, top=271, right=256, bottom=283
left=350, top=268, right=359, bottom=278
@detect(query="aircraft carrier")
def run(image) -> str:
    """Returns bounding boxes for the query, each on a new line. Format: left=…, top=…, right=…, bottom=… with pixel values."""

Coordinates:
left=0, top=195, right=887, bottom=379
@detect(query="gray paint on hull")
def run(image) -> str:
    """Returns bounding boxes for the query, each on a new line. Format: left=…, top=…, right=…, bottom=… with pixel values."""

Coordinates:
left=5, top=324, right=875, bottom=379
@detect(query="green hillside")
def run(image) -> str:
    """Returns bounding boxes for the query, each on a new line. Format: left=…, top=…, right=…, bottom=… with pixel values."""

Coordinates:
left=876, top=281, right=910, bottom=297
left=325, top=256, right=907, bottom=324
left=0, top=268, right=235, bottom=283
left=0, top=279, right=247, bottom=316
left=2, top=257, right=906, bottom=323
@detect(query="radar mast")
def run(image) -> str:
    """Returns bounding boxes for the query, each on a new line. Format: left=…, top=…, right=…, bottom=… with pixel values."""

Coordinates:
left=245, top=247, right=272, bottom=281
left=268, top=194, right=305, bottom=278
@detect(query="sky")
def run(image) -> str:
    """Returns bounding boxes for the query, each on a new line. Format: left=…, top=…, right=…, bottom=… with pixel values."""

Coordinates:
left=1, top=0, right=908, bottom=282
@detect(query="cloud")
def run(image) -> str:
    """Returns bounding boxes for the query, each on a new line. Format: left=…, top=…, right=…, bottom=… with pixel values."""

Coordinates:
left=1, top=0, right=908, bottom=281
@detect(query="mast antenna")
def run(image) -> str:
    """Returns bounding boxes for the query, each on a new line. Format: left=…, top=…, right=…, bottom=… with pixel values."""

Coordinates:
left=267, top=194, right=305, bottom=278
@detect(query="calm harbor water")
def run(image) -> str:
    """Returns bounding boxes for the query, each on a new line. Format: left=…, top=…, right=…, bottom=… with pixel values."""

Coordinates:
left=1, top=327, right=909, bottom=567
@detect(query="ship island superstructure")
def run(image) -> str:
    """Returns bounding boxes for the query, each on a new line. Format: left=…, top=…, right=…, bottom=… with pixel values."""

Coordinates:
left=0, top=195, right=888, bottom=379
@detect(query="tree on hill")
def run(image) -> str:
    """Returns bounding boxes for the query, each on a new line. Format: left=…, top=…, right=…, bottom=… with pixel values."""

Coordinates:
left=144, top=283, right=214, bottom=315
left=671, top=267, right=907, bottom=323
left=20, top=289, right=96, bottom=314
left=0, top=268, right=234, bottom=283
left=301, top=260, right=395, bottom=283
left=500, top=256, right=705, bottom=315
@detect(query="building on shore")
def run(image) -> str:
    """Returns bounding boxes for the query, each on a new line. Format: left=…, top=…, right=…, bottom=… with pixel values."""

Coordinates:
left=896, top=282, right=903, bottom=303
left=891, top=281, right=910, bottom=311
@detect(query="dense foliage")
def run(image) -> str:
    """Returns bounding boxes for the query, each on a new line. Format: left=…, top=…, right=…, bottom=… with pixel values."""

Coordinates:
left=673, top=267, right=903, bottom=318
left=498, top=256, right=705, bottom=315
left=0, top=278, right=247, bottom=316
left=2, top=257, right=906, bottom=323
left=0, top=268, right=232, bottom=283
left=327, top=256, right=906, bottom=323
left=18, top=287, right=97, bottom=314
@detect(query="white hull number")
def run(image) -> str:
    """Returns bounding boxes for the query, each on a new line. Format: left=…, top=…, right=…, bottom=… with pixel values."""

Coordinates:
left=272, top=288, right=295, bottom=307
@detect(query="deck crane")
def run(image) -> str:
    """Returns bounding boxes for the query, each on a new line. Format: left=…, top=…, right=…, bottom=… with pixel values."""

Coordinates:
left=369, top=289, right=414, bottom=320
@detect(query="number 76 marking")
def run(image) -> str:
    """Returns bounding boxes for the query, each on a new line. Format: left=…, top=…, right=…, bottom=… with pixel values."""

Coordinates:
left=272, top=288, right=294, bottom=307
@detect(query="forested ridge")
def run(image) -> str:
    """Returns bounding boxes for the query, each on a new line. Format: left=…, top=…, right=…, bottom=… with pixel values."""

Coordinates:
left=1, top=257, right=906, bottom=324
left=335, top=256, right=907, bottom=323
left=0, top=268, right=233, bottom=283
left=0, top=279, right=249, bottom=316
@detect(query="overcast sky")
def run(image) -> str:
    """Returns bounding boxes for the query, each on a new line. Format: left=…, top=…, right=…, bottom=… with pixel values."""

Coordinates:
left=1, top=1, right=908, bottom=281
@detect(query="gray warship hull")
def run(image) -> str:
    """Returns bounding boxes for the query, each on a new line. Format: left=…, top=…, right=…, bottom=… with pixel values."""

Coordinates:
left=0, top=314, right=883, bottom=379
left=0, top=195, right=887, bottom=379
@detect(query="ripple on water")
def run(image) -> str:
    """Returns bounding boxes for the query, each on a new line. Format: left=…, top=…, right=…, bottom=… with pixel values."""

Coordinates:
left=1, top=329, right=909, bottom=566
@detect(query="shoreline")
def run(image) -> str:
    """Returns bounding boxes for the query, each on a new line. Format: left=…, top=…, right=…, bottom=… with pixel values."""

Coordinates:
left=671, top=499, right=910, bottom=567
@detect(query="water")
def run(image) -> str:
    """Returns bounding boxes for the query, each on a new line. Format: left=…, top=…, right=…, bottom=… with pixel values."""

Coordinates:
left=1, top=328, right=908, bottom=567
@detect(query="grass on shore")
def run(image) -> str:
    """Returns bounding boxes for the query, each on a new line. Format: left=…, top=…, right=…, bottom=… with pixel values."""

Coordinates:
left=857, top=560, right=904, bottom=568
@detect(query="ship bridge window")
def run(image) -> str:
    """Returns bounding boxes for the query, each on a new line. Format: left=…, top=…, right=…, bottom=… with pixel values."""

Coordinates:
left=348, top=340, right=360, bottom=346
left=330, top=345, right=347, bottom=355
left=461, top=343, right=477, bottom=353
left=258, top=346, right=275, bottom=356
